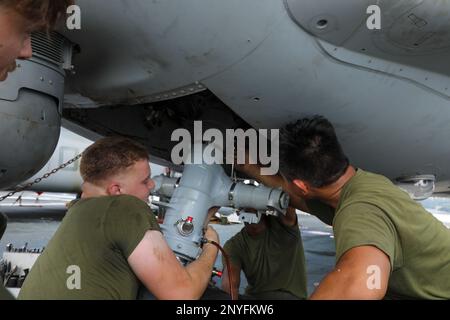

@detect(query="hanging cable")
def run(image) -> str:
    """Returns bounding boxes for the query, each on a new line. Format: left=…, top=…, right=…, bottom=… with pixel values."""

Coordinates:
left=203, top=239, right=237, bottom=300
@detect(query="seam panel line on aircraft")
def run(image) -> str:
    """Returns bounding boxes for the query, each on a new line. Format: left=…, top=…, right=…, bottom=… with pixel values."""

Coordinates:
left=313, top=38, right=450, bottom=101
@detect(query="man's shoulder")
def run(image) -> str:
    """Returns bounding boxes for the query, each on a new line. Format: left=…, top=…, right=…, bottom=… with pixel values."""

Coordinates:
left=68, top=195, right=153, bottom=223
left=73, top=195, right=147, bottom=208
left=347, top=169, right=402, bottom=195
left=105, top=195, right=154, bottom=223
left=349, top=169, right=391, bottom=184
left=341, top=168, right=418, bottom=209
left=339, top=168, right=404, bottom=206
left=109, top=194, right=148, bottom=207
left=335, top=201, right=387, bottom=222
left=224, top=228, right=246, bottom=249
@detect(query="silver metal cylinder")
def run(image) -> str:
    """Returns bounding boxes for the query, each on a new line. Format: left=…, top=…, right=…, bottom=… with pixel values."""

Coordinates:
left=0, top=32, right=74, bottom=188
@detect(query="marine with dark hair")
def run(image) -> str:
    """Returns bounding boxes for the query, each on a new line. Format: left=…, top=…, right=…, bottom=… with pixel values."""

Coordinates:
left=278, top=115, right=450, bottom=299
left=19, top=137, right=219, bottom=300
left=279, top=116, right=349, bottom=188
left=221, top=207, right=307, bottom=300
left=239, top=115, right=450, bottom=299
left=0, top=0, right=72, bottom=81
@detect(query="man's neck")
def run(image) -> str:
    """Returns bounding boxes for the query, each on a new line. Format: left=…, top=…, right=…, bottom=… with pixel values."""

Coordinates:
left=81, top=182, right=108, bottom=199
left=315, top=166, right=356, bottom=209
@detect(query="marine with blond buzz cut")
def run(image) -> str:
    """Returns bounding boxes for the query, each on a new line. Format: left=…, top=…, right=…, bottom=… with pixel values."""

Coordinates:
left=19, top=136, right=219, bottom=300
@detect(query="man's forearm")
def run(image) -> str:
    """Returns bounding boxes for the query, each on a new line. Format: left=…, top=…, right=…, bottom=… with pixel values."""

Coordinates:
left=309, top=270, right=347, bottom=299
left=185, top=244, right=218, bottom=298
left=310, top=269, right=386, bottom=300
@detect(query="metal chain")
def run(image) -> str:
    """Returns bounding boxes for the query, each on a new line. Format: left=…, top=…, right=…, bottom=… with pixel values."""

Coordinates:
left=0, top=154, right=82, bottom=202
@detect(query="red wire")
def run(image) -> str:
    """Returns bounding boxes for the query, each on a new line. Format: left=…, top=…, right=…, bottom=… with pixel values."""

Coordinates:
left=206, top=240, right=237, bottom=300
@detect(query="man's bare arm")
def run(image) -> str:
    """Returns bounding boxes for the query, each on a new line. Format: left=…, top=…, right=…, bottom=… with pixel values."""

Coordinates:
left=310, top=245, right=390, bottom=300
left=128, top=227, right=219, bottom=300
left=279, top=206, right=298, bottom=227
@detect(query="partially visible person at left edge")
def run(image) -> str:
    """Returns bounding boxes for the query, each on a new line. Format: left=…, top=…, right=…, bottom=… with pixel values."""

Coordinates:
left=19, top=137, right=219, bottom=300
left=0, top=0, right=72, bottom=300
left=0, top=0, right=72, bottom=81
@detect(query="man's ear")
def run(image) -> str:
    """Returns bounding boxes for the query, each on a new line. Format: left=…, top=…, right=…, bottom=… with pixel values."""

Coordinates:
left=292, top=179, right=309, bottom=195
left=106, top=183, right=121, bottom=196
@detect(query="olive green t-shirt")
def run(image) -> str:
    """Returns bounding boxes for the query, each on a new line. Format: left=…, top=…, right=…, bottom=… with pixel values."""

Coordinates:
left=19, top=195, right=160, bottom=300
left=0, top=285, right=14, bottom=300
left=223, top=216, right=307, bottom=299
left=331, top=169, right=450, bottom=299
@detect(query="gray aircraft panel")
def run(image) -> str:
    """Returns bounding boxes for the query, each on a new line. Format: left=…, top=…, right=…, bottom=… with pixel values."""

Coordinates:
left=201, top=0, right=450, bottom=183
left=8, top=0, right=446, bottom=194
left=63, top=0, right=282, bottom=105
